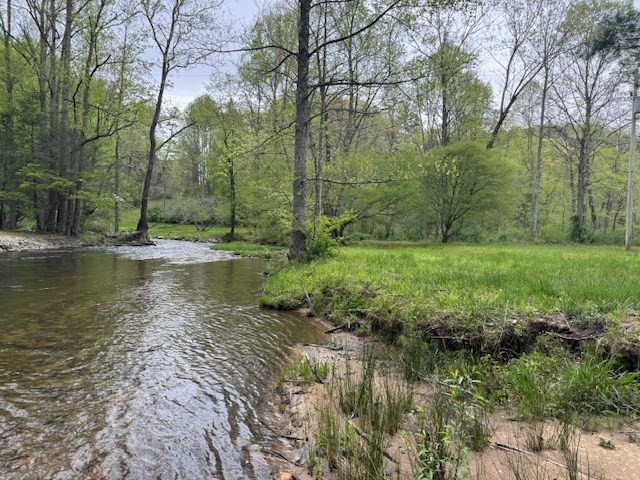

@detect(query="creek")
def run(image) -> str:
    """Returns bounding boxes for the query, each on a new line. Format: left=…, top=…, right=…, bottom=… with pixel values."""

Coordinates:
left=0, top=240, right=325, bottom=479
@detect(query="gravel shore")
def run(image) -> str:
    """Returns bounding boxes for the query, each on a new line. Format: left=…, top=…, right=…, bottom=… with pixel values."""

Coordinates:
left=0, top=231, right=84, bottom=252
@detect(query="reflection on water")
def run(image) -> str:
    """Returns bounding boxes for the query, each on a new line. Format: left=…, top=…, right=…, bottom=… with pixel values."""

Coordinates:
left=0, top=241, right=325, bottom=479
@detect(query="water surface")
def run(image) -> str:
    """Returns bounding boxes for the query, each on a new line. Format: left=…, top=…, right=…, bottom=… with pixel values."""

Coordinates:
left=0, top=241, right=325, bottom=479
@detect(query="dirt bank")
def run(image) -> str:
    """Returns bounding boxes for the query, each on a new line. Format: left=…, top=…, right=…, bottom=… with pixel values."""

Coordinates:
left=267, top=318, right=640, bottom=480
left=0, top=231, right=84, bottom=252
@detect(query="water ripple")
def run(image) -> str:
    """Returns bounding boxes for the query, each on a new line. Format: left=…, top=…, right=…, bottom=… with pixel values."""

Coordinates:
left=0, top=242, right=326, bottom=479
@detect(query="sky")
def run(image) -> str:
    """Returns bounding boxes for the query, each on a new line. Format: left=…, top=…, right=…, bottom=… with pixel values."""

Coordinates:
left=164, top=0, right=640, bottom=109
left=164, top=0, right=261, bottom=108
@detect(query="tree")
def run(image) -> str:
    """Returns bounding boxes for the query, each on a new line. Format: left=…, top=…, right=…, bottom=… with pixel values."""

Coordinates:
left=289, top=0, right=411, bottom=260
left=529, top=0, right=572, bottom=239
left=135, top=0, right=222, bottom=244
left=422, top=141, right=516, bottom=242
left=485, top=0, right=548, bottom=149
left=548, top=0, right=628, bottom=240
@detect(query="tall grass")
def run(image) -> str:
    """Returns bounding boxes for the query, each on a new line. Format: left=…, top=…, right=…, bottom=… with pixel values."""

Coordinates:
left=502, top=349, right=640, bottom=420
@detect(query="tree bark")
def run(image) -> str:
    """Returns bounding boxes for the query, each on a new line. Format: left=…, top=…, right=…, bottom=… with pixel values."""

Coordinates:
left=289, top=0, right=311, bottom=261
left=531, top=64, right=549, bottom=238
left=56, top=0, right=73, bottom=234
left=1, top=0, right=16, bottom=229
left=228, top=156, right=236, bottom=240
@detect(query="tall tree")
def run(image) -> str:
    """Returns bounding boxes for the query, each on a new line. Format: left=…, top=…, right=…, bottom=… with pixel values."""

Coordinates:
left=289, top=0, right=408, bottom=260
left=485, top=0, right=548, bottom=149
left=0, top=0, right=16, bottom=228
left=548, top=0, right=628, bottom=240
left=135, top=0, right=222, bottom=244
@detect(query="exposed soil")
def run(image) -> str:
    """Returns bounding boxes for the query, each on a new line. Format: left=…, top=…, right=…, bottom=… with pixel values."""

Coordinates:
left=0, top=231, right=84, bottom=252
left=266, top=317, right=640, bottom=480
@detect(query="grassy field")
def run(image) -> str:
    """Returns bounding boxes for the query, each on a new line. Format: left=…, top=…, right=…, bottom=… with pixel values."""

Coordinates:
left=262, top=244, right=640, bottom=355
left=118, top=207, right=247, bottom=241
left=210, top=241, right=286, bottom=259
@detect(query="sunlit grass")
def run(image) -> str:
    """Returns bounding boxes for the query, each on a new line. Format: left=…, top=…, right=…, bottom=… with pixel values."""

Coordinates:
left=211, top=241, right=286, bottom=259
left=119, top=207, right=247, bottom=241
left=261, top=244, right=640, bottom=334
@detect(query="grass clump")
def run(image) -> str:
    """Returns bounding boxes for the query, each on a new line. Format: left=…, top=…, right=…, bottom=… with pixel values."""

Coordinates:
left=498, top=348, right=640, bottom=422
left=283, top=358, right=331, bottom=388
left=309, top=347, right=415, bottom=479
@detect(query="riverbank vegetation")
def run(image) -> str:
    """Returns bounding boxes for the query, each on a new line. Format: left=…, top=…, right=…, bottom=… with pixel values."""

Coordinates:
left=262, top=245, right=640, bottom=361
left=268, top=244, right=640, bottom=479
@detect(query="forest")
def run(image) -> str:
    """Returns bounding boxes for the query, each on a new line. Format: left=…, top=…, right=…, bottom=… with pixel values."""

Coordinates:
left=0, top=0, right=638, bottom=258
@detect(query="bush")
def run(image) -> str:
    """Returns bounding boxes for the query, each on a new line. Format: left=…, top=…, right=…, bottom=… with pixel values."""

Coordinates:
left=247, top=208, right=290, bottom=245
left=303, top=214, right=353, bottom=261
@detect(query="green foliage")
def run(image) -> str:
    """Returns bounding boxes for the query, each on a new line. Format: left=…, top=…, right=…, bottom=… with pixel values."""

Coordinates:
left=555, top=352, right=640, bottom=417
left=505, top=351, right=556, bottom=420
left=501, top=349, right=640, bottom=420
left=303, top=214, right=353, bottom=261
left=247, top=208, right=290, bottom=246
left=421, top=142, right=517, bottom=242
left=339, top=350, right=377, bottom=419
left=416, top=370, right=490, bottom=480
left=287, top=358, right=331, bottom=387
left=314, top=346, right=413, bottom=479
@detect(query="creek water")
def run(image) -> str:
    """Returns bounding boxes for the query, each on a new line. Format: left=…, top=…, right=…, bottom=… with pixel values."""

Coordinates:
left=0, top=240, right=325, bottom=479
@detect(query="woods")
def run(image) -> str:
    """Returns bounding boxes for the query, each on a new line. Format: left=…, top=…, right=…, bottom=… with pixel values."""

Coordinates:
left=0, top=0, right=638, bottom=256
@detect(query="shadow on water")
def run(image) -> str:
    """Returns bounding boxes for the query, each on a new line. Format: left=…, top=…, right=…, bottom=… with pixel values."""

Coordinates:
left=0, top=240, right=326, bottom=479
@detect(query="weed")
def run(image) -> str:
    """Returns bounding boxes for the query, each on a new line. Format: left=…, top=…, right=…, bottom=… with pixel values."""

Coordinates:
left=290, top=358, right=331, bottom=387
left=505, top=351, right=554, bottom=420
left=598, top=437, right=615, bottom=450
left=556, top=418, right=575, bottom=452
left=382, top=376, right=413, bottom=435
left=307, top=443, right=323, bottom=479
left=563, top=432, right=581, bottom=480
left=338, top=349, right=376, bottom=419
left=415, top=371, right=491, bottom=479
left=316, top=402, right=340, bottom=471
left=525, top=422, right=545, bottom=452
left=556, top=351, right=640, bottom=417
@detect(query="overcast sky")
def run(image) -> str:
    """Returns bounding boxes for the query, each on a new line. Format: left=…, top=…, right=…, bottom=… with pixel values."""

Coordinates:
left=164, top=0, right=261, bottom=108
left=164, top=0, right=640, bottom=109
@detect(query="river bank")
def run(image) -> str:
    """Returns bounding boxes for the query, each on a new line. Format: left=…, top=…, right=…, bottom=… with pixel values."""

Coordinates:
left=0, top=231, right=84, bottom=252
left=262, top=245, right=640, bottom=479
left=268, top=315, right=640, bottom=480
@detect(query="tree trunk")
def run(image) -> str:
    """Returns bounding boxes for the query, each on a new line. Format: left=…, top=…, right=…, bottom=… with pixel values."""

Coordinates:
left=45, top=0, right=58, bottom=233
left=531, top=65, right=549, bottom=238
left=56, top=0, right=73, bottom=234
left=35, top=0, right=47, bottom=231
left=228, top=156, right=236, bottom=241
left=1, top=0, right=16, bottom=229
left=576, top=138, right=588, bottom=233
left=289, top=0, right=311, bottom=261
left=114, top=137, right=121, bottom=232
left=137, top=56, right=169, bottom=245
left=314, top=5, right=328, bottom=220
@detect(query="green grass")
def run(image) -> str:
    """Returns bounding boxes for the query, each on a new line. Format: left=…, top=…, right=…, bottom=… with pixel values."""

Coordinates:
left=211, top=241, right=286, bottom=259
left=261, top=244, right=640, bottom=351
left=119, top=207, right=247, bottom=241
